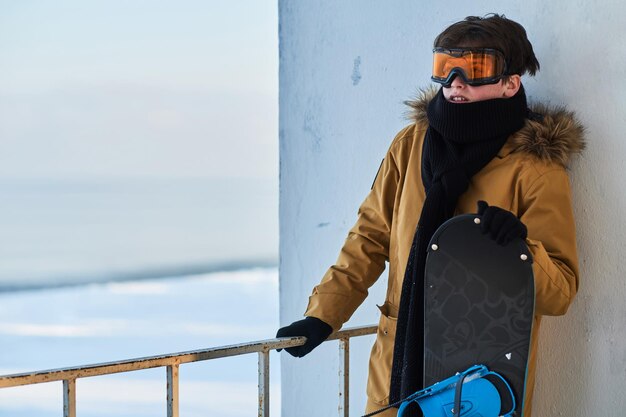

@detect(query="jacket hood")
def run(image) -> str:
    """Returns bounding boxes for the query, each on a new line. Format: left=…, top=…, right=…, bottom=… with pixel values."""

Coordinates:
left=405, top=86, right=586, bottom=167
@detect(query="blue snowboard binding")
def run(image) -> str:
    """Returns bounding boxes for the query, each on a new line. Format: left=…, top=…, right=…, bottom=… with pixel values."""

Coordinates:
left=397, top=365, right=515, bottom=417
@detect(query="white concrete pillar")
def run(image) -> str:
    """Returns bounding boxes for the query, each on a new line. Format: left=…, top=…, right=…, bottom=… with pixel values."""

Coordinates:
left=279, top=2, right=626, bottom=415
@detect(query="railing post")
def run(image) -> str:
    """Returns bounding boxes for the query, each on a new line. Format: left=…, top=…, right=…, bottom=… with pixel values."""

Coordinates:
left=167, top=364, right=179, bottom=417
left=63, top=378, right=76, bottom=417
left=338, top=337, right=349, bottom=417
left=258, top=348, right=270, bottom=417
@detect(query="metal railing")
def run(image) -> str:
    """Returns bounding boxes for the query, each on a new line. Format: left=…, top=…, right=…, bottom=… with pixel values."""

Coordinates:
left=0, top=324, right=377, bottom=417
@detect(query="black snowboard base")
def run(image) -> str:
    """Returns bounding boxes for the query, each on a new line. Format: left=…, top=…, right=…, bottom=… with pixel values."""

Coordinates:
left=423, top=214, right=535, bottom=416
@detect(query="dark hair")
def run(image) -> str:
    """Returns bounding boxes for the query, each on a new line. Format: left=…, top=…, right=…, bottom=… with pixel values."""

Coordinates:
left=433, top=14, right=540, bottom=77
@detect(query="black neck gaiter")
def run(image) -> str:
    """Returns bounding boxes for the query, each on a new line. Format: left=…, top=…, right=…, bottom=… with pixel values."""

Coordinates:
left=389, top=85, right=529, bottom=410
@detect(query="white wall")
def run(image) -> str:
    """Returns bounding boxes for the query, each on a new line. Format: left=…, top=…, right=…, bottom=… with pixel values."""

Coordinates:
left=279, top=1, right=626, bottom=416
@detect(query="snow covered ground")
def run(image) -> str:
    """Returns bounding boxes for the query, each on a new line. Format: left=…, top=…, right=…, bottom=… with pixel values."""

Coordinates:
left=0, top=268, right=280, bottom=417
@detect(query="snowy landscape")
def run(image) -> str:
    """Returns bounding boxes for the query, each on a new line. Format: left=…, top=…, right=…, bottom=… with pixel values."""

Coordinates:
left=0, top=268, right=281, bottom=417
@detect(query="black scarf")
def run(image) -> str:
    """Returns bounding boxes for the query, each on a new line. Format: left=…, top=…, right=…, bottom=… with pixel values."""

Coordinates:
left=388, top=86, right=529, bottom=408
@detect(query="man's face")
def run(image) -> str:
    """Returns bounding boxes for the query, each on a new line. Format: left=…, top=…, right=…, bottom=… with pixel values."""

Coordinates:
left=442, top=75, right=509, bottom=104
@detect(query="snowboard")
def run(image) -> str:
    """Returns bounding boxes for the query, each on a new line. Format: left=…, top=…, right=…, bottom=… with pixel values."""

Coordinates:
left=423, top=214, right=535, bottom=416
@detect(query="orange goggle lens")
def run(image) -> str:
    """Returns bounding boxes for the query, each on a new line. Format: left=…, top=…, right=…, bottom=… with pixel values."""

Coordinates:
left=432, top=48, right=506, bottom=86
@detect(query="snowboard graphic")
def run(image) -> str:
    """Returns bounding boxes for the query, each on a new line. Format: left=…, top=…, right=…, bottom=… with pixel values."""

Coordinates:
left=423, top=214, right=535, bottom=416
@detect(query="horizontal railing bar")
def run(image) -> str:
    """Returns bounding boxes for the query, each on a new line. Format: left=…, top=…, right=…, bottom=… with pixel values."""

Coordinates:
left=0, top=324, right=377, bottom=389
left=0, top=338, right=304, bottom=388
left=327, top=325, right=377, bottom=341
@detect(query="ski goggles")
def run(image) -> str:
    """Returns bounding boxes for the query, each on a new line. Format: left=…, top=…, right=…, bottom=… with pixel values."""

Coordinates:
left=431, top=47, right=507, bottom=87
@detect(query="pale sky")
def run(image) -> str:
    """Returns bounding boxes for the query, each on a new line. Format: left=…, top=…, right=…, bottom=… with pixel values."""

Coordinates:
left=0, top=0, right=278, bottom=180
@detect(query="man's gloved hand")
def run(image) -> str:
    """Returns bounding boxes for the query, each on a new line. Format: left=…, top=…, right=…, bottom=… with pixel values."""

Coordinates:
left=476, top=200, right=528, bottom=245
left=275, top=317, right=333, bottom=358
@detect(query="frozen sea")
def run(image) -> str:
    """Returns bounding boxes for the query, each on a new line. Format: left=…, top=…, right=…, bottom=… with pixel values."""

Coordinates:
left=0, top=268, right=280, bottom=417
left=0, top=178, right=280, bottom=416
left=0, top=178, right=277, bottom=291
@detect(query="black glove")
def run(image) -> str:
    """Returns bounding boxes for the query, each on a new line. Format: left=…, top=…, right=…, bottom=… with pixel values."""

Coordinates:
left=275, top=317, right=333, bottom=358
left=476, top=200, right=528, bottom=246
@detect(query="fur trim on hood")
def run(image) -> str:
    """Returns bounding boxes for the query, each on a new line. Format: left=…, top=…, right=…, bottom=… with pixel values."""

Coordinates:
left=404, top=86, right=586, bottom=167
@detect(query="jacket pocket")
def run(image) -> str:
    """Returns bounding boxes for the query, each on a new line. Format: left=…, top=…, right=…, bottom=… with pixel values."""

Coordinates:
left=366, top=302, right=398, bottom=404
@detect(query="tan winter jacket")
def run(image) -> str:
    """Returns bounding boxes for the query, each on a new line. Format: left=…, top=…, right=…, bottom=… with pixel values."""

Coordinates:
left=304, top=88, right=585, bottom=416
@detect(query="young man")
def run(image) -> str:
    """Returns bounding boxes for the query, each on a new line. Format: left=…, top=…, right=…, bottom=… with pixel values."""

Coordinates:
left=277, top=14, right=584, bottom=416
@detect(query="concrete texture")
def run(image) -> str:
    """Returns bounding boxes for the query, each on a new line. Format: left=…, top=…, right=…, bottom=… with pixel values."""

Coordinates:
left=279, top=1, right=626, bottom=415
